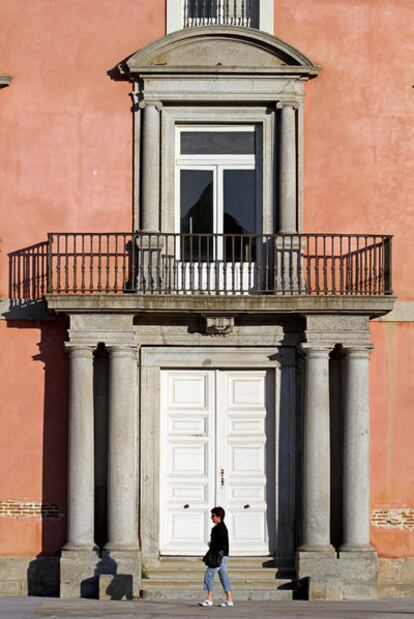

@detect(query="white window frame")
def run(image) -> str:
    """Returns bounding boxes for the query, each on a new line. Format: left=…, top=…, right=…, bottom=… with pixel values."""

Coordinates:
left=166, top=0, right=274, bottom=35
left=175, top=125, right=260, bottom=247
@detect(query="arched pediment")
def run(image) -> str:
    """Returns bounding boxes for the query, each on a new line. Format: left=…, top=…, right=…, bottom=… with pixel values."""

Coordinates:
left=122, top=27, right=319, bottom=77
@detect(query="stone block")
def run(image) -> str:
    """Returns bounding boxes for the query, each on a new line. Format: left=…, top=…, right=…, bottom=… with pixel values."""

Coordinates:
left=401, top=557, right=414, bottom=583
left=379, top=558, right=402, bottom=583
left=0, top=581, right=25, bottom=596
left=379, top=583, right=414, bottom=597
left=342, top=582, right=378, bottom=599
left=296, top=550, right=378, bottom=599
left=307, top=578, right=343, bottom=601
left=99, top=550, right=141, bottom=599
left=60, top=549, right=101, bottom=599
left=99, top=574, right=133, bottom=600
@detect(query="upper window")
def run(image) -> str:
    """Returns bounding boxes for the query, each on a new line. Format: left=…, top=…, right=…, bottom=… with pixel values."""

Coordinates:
left=166, top=0, right=273, bottom=34
left=184, top=0, right=259, bottom=29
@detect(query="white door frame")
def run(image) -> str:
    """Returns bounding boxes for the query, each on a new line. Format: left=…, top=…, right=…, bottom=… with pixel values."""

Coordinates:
left=139, top=347, right=297, bottom=563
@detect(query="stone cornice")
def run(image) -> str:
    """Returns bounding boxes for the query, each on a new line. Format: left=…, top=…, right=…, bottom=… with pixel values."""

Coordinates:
left=121, top=27, right=321, bottom=79
left=45, top=293, right=395, bottom=318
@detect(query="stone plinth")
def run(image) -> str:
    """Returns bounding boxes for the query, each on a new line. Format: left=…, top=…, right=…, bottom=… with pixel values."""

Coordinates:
left=60, top=549, right=101, bottom=599
left=296, top=550, right=378, bottom=600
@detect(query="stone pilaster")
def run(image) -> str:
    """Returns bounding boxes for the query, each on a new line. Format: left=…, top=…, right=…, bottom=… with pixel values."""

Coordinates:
left=140, top=100, right=162, bottom=232
left=277, top=100, right=299, bottom=234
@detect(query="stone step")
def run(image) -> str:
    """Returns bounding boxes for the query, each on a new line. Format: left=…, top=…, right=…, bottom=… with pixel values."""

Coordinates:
left=141, top=584, right=295, bottom=601
left=157, top=556, right=280, bottom=566
left=146, top=570, right=291, bottom=582
left=144, top=570, right=292, bottom=586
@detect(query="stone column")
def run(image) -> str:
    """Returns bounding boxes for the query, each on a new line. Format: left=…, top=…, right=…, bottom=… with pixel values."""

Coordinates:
left=300, top=345, right=334, bottom=552
left=341, top=346, right=374, bottom=551
left=140, top=100, right=162, bottom=232
left=277, top=101, right=298, bottom=234
left=105, top=346, right=139, bottom=550
left=65, top=345, right=96, bottom=550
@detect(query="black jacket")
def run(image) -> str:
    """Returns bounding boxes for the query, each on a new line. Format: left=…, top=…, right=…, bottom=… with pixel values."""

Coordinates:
left=210, top=521, right=229, bottom=557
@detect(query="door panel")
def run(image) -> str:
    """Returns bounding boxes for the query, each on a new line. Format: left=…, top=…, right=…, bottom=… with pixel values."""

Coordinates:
left=217, top=371, right=270, bottom=555
left=160, top=371, right=215, bottom=554
left=160, top=369, right=273, bottom=556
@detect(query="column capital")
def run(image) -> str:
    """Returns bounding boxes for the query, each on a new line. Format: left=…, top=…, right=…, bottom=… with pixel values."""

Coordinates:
left=299, top=343, right=332, bottom=357
left=138, top=99, right=163, bottom=111
left=106, top=345, right=138, bottom=358
left=276, top=99, right=300, bottom=110
left=342, top=345, right=374, bottom=358
left=64, top=343, right=95, bottom=357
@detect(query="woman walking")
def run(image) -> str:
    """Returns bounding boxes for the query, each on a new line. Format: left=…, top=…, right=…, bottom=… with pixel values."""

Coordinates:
left=200, top=506, right=234, bottom=607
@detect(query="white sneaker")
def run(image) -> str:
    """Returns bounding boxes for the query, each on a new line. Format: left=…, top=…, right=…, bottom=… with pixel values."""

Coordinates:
left=219, top=600, right=234, bottom=607
left=199, top=599, right=213, bottom=607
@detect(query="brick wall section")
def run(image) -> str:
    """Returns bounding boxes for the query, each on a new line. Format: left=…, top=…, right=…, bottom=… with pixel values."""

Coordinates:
left=0, top=500, right=63, bottom=521
left=372, top=507, right=414, bottom=531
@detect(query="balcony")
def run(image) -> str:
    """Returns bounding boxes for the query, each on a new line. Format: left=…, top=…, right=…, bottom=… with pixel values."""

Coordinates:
left=9, top=233, right=392, bottom=308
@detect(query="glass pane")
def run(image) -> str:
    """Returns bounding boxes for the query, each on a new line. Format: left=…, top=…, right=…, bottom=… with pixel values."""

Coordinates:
left=180, top=169, right=213, bottom=261
left=181, top=131, right=255, bottom=155
left=188, top=0, right=217, bottom=18
left=223, top=169, right=256, bottom=261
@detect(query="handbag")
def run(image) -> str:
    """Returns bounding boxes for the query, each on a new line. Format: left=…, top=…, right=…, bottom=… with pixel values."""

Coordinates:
left=203, top=549, right=224, bottom=568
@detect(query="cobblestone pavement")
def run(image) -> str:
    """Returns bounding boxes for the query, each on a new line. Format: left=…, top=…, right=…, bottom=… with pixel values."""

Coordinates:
left=0, top=597, right=414, bottom=619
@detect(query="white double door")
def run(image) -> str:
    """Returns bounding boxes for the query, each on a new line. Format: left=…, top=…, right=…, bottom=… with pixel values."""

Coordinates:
left=160, top=369, right=274, bottom=556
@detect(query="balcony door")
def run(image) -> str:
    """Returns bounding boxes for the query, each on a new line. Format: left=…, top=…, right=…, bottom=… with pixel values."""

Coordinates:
left=176, top=125, right=261, bottom=292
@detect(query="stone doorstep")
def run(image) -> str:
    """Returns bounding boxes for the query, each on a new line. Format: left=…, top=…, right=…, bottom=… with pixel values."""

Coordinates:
left=141, top=587, right=294, bottom=601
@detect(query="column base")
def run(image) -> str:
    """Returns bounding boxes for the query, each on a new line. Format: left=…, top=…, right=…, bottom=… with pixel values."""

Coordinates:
left=60, top=548, right=101, bottom=599
left=99, top=549, right=141, bottom=600
left=298, top=544, right=336, bottom=554
left=339, top=544, right=376, bottom=554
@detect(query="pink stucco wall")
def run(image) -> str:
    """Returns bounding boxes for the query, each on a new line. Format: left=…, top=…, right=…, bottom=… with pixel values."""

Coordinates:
left=0, top=0, right=413, bottom=557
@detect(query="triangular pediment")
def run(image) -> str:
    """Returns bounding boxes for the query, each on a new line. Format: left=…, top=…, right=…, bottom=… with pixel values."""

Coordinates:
left=122, top=27, right=319, bottom=77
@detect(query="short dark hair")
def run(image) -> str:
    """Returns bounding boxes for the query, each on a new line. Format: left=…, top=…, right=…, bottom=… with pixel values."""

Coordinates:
left=211, top=506, right=225, bottom=520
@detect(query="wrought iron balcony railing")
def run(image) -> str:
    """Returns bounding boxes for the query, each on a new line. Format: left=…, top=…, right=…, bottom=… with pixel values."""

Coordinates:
left=183, top=0, right=258, bottom=29
left=8, top=233, right=392, bottom=301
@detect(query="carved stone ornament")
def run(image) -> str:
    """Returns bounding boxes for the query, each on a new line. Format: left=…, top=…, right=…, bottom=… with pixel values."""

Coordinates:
left=204, top=316, right=234, bottom=336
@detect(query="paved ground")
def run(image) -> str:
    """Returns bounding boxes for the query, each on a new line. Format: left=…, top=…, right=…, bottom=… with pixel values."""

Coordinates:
left=0, top=597, right=413, bottom=619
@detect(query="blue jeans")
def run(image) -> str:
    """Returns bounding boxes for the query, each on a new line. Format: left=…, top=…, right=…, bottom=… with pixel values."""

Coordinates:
left=203, top=555, right=232, bottom=593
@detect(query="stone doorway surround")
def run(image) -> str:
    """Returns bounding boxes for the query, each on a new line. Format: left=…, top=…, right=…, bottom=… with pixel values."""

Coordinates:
left=140, top=345, right=297, bottom=565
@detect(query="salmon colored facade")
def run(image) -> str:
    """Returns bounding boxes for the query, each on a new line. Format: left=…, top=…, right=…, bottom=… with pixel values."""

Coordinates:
left=0, top=0, right=413, bottom=599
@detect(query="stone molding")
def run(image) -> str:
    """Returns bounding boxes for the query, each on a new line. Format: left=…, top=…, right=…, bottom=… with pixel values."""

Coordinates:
left=139, top=345, right=293, bottom=559
left=138, top=99, right=163, bottom=111
left=45, top=294, right=395, bottom=317
left=276, top=100, right=300, bottom=110
left=305, top=314, right=373, bottom=347
left=123, top=27, right=320, bottom=76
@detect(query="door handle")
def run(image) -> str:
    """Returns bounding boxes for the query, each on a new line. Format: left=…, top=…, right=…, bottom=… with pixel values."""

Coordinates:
left=220, top=468, right=225, bottom=488
left=184, top=504, right=190, bottom=509
left=244, top=504, right=250, bottom=509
